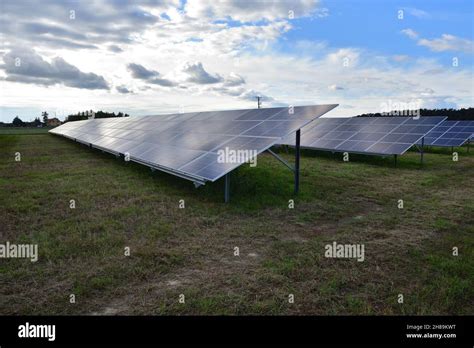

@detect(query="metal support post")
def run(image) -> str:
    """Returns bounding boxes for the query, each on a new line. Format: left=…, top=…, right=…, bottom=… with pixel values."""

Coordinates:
left=420, top=137, right=424, bottom=165
left=294, top=129, right=301, bottom=194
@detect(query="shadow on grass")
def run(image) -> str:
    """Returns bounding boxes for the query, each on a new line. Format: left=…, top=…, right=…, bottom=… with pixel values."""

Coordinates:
left=53, top=136, right=297, bottom=210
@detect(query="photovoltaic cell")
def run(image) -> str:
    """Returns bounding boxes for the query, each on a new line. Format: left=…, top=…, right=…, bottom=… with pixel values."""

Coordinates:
left=420, top=120, right=474, bottom=147
left=279, top=116, right=447, bottom=155
left=50, top=104, right=338, bottom=183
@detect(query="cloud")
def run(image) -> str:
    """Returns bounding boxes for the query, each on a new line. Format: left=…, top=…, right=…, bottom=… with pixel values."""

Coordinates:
left=129, top=61, right=238, bottom=87
left=402, top=29, right=473, bottom=53
left=326, top=48, right=360, bottom=67
left=126, top=60, right=265, bottom=101
left=328, top=84, right=344, bottom=91
left=1, top=47, right=109, bottom=90
left=179, top=62, right=223, bottom=84
left=419, top=88, right=435, bottom=96
left=418, top=34, right=474, bottom=53
left=224, top=72, right=246, bottom=87
left=184, top=0, right=321, bottom=22
left=116, top=85, right=132, bottom=94
left=127, top=63, right=176, bottom=87
left=0, top=0, right=323, bottom=60
left=401, top=28, right=419, bottom=40
left=0, top=0, right=178, bottom=50
left=403, top=7, right=430, bottom=19
left=417, top=96, right=458, bottom=109
left=238, top=89, right=273, bottom=102
left=108, top=45, right=123, bottom=53
left=128, top=63, right=157, bottom=79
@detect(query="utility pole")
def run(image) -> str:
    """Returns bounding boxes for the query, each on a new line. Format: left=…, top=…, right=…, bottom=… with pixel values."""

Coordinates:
left=256, top=96, right=261, bottom=109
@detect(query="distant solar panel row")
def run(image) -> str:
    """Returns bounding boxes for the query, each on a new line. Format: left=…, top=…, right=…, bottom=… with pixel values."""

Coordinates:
left=420, top=120, right=474, bottom=147
left=50, top=105, right=337, bottom=183
left=279, top=116, right=447, bottom=155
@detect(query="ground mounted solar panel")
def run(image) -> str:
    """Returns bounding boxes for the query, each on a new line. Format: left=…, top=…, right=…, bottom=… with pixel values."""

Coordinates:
left=50, top=104, right=338, bottom=201
left=279, top=116, right=447, bottom=158
left=419, top=120, right=474, bottom=147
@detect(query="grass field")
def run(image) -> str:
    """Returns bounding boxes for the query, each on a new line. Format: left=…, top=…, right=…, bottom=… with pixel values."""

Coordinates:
left=0, top=127, right=51, bottom=135
left=0, top=131, right=473, bottom=315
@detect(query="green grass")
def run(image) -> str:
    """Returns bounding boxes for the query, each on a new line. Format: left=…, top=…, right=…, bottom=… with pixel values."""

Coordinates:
left=0, top=127, right=51, bottom=135
left=0, top=133, right=473, bottom=315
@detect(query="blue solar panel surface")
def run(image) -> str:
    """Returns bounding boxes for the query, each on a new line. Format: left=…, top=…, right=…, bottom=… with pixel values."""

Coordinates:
left=280, top=116, right=447, bottom=155
left=50, top=105, right=338, bottom=182
left=421, top=120, right=474, bottom=146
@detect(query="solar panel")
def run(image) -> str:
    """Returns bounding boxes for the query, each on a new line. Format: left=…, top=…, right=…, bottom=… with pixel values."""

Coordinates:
left=50, top=105, right=338, bottom=184
left=420, top=120, right=474, bottom=147
left=279, top=116, right=447, bottom=155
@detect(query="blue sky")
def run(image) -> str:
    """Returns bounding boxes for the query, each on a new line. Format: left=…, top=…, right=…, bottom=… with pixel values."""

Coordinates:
left=281, top=0, right=473, bottom=64
left=0, top=0, right=473, bottom=122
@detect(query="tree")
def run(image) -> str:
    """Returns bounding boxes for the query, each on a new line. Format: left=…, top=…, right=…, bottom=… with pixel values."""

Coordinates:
left=32, top=117, right=42, bottom=127
left=42, top=111, right=49, bottom=125
left=356, top=107, right=474, bottom=121
left=12, top=116, right=24, bottom=127
left=66, top=114, right=88, bottom=122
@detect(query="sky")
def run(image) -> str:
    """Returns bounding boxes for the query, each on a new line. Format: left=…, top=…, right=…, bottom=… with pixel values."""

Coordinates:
left=0, top=0, right=473, bottom=122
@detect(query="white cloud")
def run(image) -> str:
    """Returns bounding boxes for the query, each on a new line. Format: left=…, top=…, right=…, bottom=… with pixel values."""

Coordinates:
left=403, top=7, right=430, bottom=19
left=224, top=73, right=246, bottom=87
left=325, top=48, right=361, bottom=67
left=184, top=0, right=320, bottom=22
left=328, top=84, right=344, bottom=91
left=178, top=61, right=223, bottom=84
left=402, top=29, right=474, bottom=53
left=401, top=28, right=419, bottom=40
left=418, top=34, right=474, bottom=53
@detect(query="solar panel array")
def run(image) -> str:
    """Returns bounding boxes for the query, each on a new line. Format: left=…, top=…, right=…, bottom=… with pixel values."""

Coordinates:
left=279, top=116, right=447, bottom=155
left=420, top=120, right=474, bottom=147
left=50, top=105, right=337, bottom=183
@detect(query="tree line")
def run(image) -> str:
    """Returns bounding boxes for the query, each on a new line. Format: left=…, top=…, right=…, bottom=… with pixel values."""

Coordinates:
left=1, top=110, right=131, bottom=127
left=356, top=108, right=474, bottom=120
left=66, top=110, right=130, bottom=122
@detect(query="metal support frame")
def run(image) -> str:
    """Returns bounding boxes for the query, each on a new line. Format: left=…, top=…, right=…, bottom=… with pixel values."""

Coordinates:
left=420, top=137, right=424, bottom=165
left=265, top=129, right=301, bottom=196
left=295, top=129, right=301, bottom=194
left=467, top=139, right=470, bottom=153
left=412, top=136, right=425, bottom=166
left=394, top=154, right=398, bottom=167
left=267, top=149, right=294, bottom=171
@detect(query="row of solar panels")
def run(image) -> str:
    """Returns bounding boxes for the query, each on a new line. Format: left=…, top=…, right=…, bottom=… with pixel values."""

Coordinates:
left=280, top=116, right=440, bottom=154
left=421, top=120, right=474, bottom=146
left=50, top=105, right=338, bottom=184
left=279, top=118, right=473, bottom=154
left=50, top=106, right=473, bottom=187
